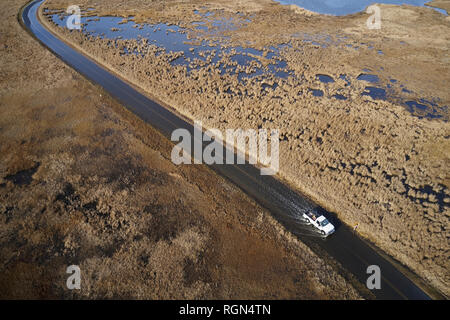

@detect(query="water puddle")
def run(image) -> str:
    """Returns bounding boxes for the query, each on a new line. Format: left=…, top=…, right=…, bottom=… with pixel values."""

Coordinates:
left=357, top=74, right=379, bottom=83
left=332, top=94, right=347, bottom=100
left=316, top=74, right=335, bottom=83
left=310, top=89, right=324, bottom=97
left=362, top=86, right=387, bottom=100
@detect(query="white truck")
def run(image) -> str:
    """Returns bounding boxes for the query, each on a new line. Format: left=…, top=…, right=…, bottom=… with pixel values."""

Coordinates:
left=303, top=211, right=335, bottom=236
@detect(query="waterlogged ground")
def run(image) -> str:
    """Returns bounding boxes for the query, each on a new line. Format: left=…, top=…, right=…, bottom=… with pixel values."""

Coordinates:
left=49, top=11, right=289, bottom=80
left=43, top=0, right=450, bottom=297
left=48, top=8, right=448, bottom=120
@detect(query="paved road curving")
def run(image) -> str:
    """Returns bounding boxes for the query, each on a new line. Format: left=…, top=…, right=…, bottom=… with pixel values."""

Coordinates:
left=20, top=0, right=437, bottom=300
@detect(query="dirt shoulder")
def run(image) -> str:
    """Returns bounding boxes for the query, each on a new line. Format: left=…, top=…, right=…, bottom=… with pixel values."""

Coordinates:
left=41, top=0, right=450, bottom=296
left=0, top=0, right=362, bottom=299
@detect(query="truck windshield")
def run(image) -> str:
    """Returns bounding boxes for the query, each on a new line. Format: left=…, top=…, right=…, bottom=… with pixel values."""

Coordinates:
left=321, top=219, right=329, bottom=227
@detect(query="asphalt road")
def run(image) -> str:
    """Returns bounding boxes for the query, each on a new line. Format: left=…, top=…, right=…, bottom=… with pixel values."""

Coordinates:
left=20, top=0, right=436, bottom=300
